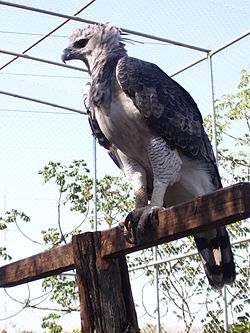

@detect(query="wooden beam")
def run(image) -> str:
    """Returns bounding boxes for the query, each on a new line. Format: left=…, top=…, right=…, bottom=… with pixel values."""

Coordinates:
left=0, top=182, right=249, bottom=288
left=0, top=243, right=74, bottom=287
left=101, top=182, right=250, bottom=258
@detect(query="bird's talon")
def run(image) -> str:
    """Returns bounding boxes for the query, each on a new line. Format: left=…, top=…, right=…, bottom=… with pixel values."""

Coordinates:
left=123, top=206, right=160, bottom=244
left=121, top=213, right=137, bottom=244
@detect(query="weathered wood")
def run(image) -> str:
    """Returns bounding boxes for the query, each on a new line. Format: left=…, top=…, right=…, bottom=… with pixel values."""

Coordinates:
left=101, top=182, right=250, bottom=258
left=72, top=232, right=139, bottom=333
left=0, top=183, right=249, bottom=288
left=0, top=243, right=74, bottom=287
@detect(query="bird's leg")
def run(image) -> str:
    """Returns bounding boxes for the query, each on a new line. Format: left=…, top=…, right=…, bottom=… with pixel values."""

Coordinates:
left=123, top=177, right=167, bottom=244
left=124, top=138, right=182, bottom=244
left=135, top=186, right=148, bottom=208
left=123, top=185, right=149, bottom=243
left=116, top=153, right=149, bottom=242
left=124, top=182, right=166, bottom=244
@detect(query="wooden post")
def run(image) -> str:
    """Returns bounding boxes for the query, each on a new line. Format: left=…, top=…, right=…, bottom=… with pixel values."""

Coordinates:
left=72, top=232, right=139, bottom=333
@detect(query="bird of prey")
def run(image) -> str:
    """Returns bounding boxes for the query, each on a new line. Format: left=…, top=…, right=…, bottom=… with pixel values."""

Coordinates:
left=62, top=23, right=235, bottom=289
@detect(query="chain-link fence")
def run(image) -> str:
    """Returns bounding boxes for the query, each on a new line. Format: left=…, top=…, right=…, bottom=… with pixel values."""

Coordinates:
left=0, top=1, right=249, bottom=332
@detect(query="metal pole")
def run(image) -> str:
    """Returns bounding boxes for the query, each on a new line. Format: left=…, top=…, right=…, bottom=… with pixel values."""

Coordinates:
left=3, top=189, right=7, bottom=328
left=93, top=137, right=98, bottom=231
left=207, top=52, right=218, bottom=163
left=208, top=52, right=229, bottom=332
left=0, top=90, right=86, bottom=115
left=222, top=286, right=229, bottom=332
left=154, top=246, right=160, bottom=333
left=0, top=48, right=87, bottom=73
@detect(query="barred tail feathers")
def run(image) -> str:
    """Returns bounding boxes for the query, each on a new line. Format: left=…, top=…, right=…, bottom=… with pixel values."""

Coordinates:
left=194, top=226, right=236, bottom=290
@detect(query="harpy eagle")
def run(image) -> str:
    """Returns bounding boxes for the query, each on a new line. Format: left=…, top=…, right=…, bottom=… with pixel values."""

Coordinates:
left=62, top=23, right=235, bottom=289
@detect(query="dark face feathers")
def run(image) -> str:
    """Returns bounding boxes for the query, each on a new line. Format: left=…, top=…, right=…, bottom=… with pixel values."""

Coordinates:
left=61, top=46, right=77, bottom=63
left=61, top=37, right=90, bottom=63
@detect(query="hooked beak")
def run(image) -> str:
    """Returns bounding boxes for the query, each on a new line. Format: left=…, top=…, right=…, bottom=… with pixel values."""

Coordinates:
left=61, top=47, right=78, bottom=63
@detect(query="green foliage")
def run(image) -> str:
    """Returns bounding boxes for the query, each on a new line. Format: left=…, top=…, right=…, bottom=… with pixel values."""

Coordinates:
left=42, top=227, right=62, bottom=247
left=38, top=160, right=93, bottom=214
left=42, top=275, right=79, bottom=312
left=0, top=209, right=30, bottom=261
left=204, top=68, right=249, bottom=184
left=0, top=221, right=7, bottom=230
left=201, top=309, right=225, bottom=332
left=91, top=175, right=134, bottom=227
left=228, top=313, right=250, bottom=333
left=41, top=313, right=62, bottom=333
left=0, top=246, right=11, bottom=261
left=0, top=209, right=30, bottom=225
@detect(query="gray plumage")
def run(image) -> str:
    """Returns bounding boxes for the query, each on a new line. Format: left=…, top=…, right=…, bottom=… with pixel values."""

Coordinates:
left=62, top=23, right=235, bottom=289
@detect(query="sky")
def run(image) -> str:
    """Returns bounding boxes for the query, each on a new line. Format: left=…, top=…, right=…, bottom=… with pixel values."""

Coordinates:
left=0, top=0, right=249, bottom=332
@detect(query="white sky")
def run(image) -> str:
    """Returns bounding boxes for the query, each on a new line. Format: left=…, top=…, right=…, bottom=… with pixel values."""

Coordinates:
left=0, top=0, right=249, bottom=332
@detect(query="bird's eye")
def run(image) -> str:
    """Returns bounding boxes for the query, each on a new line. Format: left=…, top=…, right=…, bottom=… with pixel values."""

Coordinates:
left=73, top=38, right=89, bottom=48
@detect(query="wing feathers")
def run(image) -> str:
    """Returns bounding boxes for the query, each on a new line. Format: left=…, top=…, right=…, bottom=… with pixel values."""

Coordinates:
left=117, top=56, right=213, bottom=162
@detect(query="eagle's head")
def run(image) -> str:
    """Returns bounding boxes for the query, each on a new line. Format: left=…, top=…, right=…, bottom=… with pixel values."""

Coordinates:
left=61, top=23, right=127, bottom=74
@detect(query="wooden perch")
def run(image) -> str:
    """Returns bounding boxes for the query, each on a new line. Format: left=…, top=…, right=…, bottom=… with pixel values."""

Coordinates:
left=0, top=182, right=249, bottom=288
left=101, top=181, right=250, bottom=258
left=0, top=243, right=74, bottom=288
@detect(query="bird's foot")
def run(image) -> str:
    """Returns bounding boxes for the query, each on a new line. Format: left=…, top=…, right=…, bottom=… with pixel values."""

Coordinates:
left=119, top=206, right=160, bottom=244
